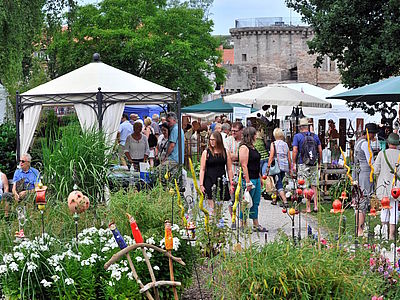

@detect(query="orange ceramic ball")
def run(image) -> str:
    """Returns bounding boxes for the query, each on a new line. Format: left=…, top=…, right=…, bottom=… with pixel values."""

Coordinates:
left=67, top=191, right=90, bottom=214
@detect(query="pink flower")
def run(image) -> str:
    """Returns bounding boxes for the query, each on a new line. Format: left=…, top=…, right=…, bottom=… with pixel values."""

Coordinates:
left=321, top=238, right=327, bottom=245
left=370, top=258, right=376, bottom=267
left=372, top=296, right=384, bottom=300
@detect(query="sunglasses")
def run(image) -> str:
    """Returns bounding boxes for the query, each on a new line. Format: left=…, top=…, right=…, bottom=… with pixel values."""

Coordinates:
left=20, top=160, right=29, bottom=163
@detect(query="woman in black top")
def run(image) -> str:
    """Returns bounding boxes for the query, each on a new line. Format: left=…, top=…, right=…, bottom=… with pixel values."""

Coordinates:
left=200, top=132, right=234, bottom=213
left=239, top=126, right=267, bottom=232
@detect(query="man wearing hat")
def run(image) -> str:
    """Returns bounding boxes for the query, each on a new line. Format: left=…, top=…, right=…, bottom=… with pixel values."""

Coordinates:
left=373, top=132, right=400, bottom=240
left=354, top=123, right=378, bottom=237
left=292, top=118, right=323, bottom=213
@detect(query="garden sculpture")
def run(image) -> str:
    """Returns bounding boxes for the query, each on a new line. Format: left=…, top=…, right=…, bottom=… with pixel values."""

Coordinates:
left=35, top=179, right=47, bottom=236
left=67, top=190, right=90, bottom=241
left=105, top=220, right=185, bottom=300
left=175, top=179, right=187, bottom=228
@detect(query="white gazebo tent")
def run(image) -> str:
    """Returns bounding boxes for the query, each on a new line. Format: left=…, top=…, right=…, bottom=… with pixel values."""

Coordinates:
left=17, top=54, right=181, bottom=162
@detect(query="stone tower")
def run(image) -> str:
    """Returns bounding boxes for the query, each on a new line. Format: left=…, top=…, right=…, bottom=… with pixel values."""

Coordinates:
left=223, top=19, right=340, bottom=93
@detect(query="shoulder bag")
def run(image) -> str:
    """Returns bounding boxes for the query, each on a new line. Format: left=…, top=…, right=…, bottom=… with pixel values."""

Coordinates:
left=268, top=142, right=281, bottom=176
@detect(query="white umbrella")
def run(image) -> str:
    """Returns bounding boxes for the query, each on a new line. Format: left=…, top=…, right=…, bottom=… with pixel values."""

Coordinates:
left=224, top=86, right=332, bottom=109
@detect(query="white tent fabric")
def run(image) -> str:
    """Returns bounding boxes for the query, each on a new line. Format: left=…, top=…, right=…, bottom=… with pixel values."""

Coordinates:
left=20, top=105, right=42, bottom=156
left=21, top=62, right=174, bottom=100
left=272, top=83, right=328, bottom=99
left=224, top=86, right=331, bottom=109
left=103, top=102, right=125, bottom=145
left=18, top=61, right=175, bottom=157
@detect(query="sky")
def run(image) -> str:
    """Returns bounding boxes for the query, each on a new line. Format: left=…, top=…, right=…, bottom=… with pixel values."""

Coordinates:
left=78, top=0, right=304, bottom=35
left=209, top=0, right=303, bottom=35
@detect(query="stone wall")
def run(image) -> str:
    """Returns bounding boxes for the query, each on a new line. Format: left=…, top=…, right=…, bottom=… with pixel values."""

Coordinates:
left=223, top=25, right=340, bottom=93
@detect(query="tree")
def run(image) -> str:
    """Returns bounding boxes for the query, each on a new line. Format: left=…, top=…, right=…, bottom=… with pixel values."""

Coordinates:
left=47, top=0, right=224, bottom=106
left=286, top=0, right=400, bottom=114
left=0, top=0, right=76, bottom=116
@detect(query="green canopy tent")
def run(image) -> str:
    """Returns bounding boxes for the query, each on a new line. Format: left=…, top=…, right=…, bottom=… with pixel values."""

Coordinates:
left=327, top=76, right=400, bottom=103
left=182, top=98, right=257, bottom=113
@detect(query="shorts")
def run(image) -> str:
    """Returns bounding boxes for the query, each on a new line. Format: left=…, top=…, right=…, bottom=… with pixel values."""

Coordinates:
left=380, top=198, right=400, bottom=224
left=149, top=149, right=155, bottom=159
left=298, top=164, right=319, bottom=187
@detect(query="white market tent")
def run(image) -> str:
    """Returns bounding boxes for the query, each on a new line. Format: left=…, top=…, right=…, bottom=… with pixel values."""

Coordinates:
left=223, top=85, right=332, bottom=109
left=17, top=54, right=181, bottom=161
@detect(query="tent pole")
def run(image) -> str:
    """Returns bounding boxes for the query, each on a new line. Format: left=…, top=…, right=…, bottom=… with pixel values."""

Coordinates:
left=177, top=89, right=182, bottom=165
left=16, top=92, right=21, bottom=162
left=97, top=88, right=103, bottom=130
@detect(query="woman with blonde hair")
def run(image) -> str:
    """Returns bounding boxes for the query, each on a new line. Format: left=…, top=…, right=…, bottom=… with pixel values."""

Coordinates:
left=200, top=131, right=234, bottom=212
left=143, top=117, right=157, bottom=166
left=267, top=128, right=291, bottom=207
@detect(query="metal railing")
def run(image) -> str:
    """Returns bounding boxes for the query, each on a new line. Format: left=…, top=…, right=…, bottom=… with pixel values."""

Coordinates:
left=234, top=17, right=307, bottom=28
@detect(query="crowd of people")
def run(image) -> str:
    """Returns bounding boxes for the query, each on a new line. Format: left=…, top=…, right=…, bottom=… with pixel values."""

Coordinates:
left=3, top=111, right=399, bottom=238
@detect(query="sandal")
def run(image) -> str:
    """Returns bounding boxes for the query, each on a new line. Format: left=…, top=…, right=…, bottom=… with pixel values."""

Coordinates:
left=271, top=201, right=277, bottom=205
left=253, top=225, right=268, bottom=232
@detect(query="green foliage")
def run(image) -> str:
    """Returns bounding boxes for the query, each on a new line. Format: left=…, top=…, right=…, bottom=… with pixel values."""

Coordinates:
left=0, top=186, right=193, bottom=299
left=0, top=122, right=17, bottom=178
left=286, top=0, right=400, bottom=114
left=41, top=124, right=112, bottom=206
left=46, top=0, right=225, bottom=106
left=212, top=238, right=398, bottom=299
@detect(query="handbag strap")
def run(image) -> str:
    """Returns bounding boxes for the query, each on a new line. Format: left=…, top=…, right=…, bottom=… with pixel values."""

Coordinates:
left=273, top=141, right=280, bottom=166
left=383, top=150, right=400, bottom=181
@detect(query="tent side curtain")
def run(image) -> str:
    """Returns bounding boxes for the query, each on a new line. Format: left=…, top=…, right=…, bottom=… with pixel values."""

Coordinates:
left=20, top=105, right=42, bottom=157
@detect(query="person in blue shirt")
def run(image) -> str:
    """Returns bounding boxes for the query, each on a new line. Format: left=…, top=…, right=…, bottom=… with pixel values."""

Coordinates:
left=163, top=112, right=184, bottom=165
left=292, top=118, right=322, bottom=213
left=12, top=153, right=40, bottom=202
left=117, top=114, right=133, bottom=166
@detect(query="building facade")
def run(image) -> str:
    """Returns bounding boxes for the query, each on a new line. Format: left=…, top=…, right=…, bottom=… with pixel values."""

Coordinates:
left=223, top=19, right=340, bottom=93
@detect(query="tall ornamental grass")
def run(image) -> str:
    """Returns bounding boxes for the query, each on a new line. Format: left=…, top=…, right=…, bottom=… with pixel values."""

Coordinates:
left=41, top=124, right=112, bottom=206
left=211, top=238, right=399, bottom=299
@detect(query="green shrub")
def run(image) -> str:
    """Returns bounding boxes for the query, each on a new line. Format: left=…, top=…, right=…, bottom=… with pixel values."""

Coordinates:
left=0, top=122, right=17, bottom=178
left=211, top=238, right=399, bottom=299
left=41, top=124, right=111, bottom=206
left=0, top=186, right=194, bottom=299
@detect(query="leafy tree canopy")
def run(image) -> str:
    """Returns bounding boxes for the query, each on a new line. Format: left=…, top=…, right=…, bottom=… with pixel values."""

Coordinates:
left=47, top=0, right=224, bottom=106
left=286, top=0, right=400, bottom=114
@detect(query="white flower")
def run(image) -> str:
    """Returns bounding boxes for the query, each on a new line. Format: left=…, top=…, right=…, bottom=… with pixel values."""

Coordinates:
left=173, top=237, right=180, bottom=251
left=3, top=254, right=13, bottom=264
left=146, top=237, right=155, bottom=245
left=153, top=266, right=160, bottom=271
left=111, top=270, right=122, bottom=281
left=135, top=256, right=143, bottom=262
left=9, top=262, right=18, bottom=272
left=108, top=280, right=114, bottom=286
left=65, top=278, right=74, bottom=285
left=55, top=265, right=62, bottom=272
left=13, top=252, right=25, bottom=261
left=41, top=279, right=52, bottom=287
left=27, top=262, right=38, bottom=272
left=101, top=246, right=110, bottom=252
left=127, top=272, right=134, bottom=280
left=0, top=265, right=7, bottom=274
left=51, top=275, right=60, bottom=282
left=31, top=252, right=40, bottom=259
left=171, top=224, right=180, bottom=231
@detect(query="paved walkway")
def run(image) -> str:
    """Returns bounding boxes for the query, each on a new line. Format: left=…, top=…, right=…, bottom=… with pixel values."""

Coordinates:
left=184, top=178, right=323, bottom=247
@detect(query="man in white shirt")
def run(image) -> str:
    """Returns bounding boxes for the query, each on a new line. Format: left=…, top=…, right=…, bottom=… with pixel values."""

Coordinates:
left=117, top=114, right=133, bottom=166
left=221, top=123, right=230, bottom=140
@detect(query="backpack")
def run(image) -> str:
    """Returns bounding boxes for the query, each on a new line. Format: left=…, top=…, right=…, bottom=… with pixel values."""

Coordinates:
left=300, top=132, right=318, bottom=166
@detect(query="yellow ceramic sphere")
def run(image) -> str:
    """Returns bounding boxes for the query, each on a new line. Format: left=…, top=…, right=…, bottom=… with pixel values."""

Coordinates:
left=169, top=188, right=175, bottom=196
left=289, top=208, right=296, bottom=216
left=164, top=172, right=170, bottom=180
left=38, top=204, right=45, bottom=211
left=271, top=193, right=277, bottom=199
left=38, top=182, right=44, bottom=189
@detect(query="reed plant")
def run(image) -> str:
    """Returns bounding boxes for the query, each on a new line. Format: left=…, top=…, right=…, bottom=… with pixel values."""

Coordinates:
left=211, top=236, right=398, bottom=299
left=41, top=124, right=112, bottom=206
